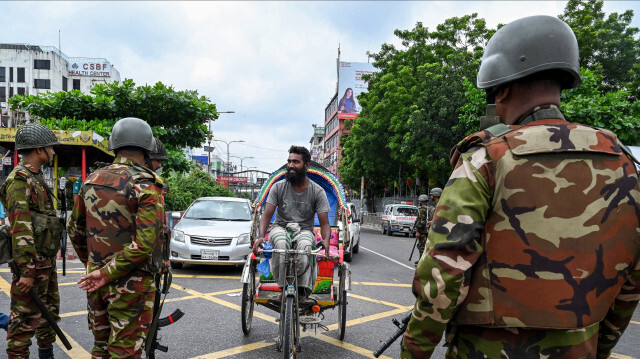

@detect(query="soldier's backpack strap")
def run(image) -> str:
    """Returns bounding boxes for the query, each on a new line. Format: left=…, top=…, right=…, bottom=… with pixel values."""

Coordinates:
left=593, top=127, right=640, bottom=175
left=15, top=165, right=55, bottom=212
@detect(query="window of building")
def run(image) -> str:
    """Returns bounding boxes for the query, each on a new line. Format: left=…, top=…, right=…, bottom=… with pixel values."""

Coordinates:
left=0, top=67, right=5, bottom=82
left=34, top=79, right=51, bottom=89
left=9, top=67, right=13, bottom=82
left=0, top=87, right=5, bottom=102
left=73, top=79, right=80, bottom=90
left=62, top=76, right=68, bottom=91
left=17, top=87, right=25, bottom=95
left=17, top=68, right=25, bottom=83
left=34, top=59, right=51, bottom=70
left=9, top=87, right=13, bottom=98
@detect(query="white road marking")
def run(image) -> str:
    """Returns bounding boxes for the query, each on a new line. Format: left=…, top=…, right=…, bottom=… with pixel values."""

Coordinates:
left=360, top=246, right=415, bottom=271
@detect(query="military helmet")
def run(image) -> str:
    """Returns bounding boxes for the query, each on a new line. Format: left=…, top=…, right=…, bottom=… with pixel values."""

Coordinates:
left=477, top=15, right=581, bottom=90
left=430, top=187, right=443, bottom=197
left=15, top=123, right=60, bottom=150
left=150, top=137, right=168, bottom=160
left=108, top=117, right=155, bottom=152
left=418, top=194, right=429, bottom=202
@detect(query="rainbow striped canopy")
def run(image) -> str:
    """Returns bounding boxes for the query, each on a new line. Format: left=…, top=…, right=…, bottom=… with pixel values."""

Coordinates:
left=253, top=161, right=349, bottom=225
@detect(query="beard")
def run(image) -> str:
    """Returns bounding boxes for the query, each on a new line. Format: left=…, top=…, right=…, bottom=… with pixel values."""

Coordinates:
left=286, top=167, right=306, bottom=185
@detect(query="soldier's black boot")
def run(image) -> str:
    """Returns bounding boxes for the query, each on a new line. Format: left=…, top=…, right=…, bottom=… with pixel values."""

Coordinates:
left=38, top=347, right=54, bottom=359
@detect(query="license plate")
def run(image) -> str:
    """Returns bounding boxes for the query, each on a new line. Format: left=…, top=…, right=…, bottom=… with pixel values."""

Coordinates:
left=201, top=249, right=219, bottom=260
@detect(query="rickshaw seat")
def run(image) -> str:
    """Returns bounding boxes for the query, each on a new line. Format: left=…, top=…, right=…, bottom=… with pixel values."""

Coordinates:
left=262, top=227, right=341, bottom=262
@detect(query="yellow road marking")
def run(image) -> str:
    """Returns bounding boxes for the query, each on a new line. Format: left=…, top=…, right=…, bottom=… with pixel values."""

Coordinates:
left=60, top=310, right=86, bottom=318
left=631, top=320, right=640, bottom=325
left=172, top=274, right=242, bottom=280
left=325, top=306, right=412, bottom=332
left=352, top=281, right=411, bottom=287
left=315, top=333, right=393, bottom=359
left=610, top=354, right=636, bottom=359
left=171, top=283, right=277, bottom=324
left=58, top=281, right=79, bottom=286
left=0, top=273, right=11, bottom=296
left=190, top=340, right=275, bottom=359
left=349, top=293, right=408, bottom=309
left=58, top=328, right=91, bottom=358
left=0, top=269, right=86, bottom=274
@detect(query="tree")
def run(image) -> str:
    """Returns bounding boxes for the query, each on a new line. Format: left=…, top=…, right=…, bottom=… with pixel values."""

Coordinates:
left=340, top=14, right=493, bottom=199
left=164, top=169, right=235, bottom=211
left=458, top=68, right=640, bottom=145
left=8, top=79, right=218, bottom=174
left=560, top=0, right=640, bottom=97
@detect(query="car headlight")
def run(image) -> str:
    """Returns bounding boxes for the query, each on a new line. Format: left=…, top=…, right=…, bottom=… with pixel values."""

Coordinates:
left=237, top=233, right=250, bottom=245
left=390, top=220, right=399, bottom=225
left=172, top=230, right=185, bottom=243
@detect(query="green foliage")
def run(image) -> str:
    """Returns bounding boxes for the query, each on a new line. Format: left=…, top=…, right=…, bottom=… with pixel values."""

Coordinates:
left=164, top=168, right=235, bottom=211
left=340, top=14, right=493, bottom=194
left=560, top=0, right=640, bottom=97
left=562, top=68, right=640, bottom=144
left=8, top=79, right=217, bottom=174
left=459, top=68, right=640, bottom=145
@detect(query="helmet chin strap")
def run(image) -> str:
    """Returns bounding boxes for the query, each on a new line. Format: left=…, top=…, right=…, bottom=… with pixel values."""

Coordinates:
left=144, top=151, right=153, bottom=170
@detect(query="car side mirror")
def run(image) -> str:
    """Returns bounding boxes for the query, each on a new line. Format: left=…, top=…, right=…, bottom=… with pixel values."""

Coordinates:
left=352, top=218, right=360, bottom=223
left=172, top=212, right=182, bottom=219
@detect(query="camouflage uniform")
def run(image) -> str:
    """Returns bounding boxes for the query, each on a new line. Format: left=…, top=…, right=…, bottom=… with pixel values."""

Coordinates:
left=414, top=204, right=429, bottom=258
left=68, top=156, right=164, bottom=358
left=0, top=161, right=61, bottom=359
left=401, top=107, right=640, bottom=358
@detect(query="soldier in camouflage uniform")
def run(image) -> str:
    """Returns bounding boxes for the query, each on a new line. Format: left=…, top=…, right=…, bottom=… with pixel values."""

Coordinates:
left=402, top=15, right=640, bottom=359
left=68, top=117, right=164, bottom=359
left=413, top=194, right=429, bottom=263
left=0, top=124, right=62, bottom=359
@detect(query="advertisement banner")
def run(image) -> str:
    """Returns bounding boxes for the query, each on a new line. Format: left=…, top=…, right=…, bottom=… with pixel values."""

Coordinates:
left=68, top=60, right=111, bottom=77
left=0, top=128, right=112, bottom=155
left=337, top=61, right=378, bottom=120
left=216, top=176, right=248, bottom=184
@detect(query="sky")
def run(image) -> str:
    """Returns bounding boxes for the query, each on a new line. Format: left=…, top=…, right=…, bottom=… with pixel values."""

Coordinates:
left=1, top=1, right=639, bottom=173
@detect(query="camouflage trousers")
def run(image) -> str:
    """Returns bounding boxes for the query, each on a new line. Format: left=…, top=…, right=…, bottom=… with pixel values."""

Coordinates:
left=86, top=270, right=155, bottom=359
left=7, top=264, right=60, bottom=359
left=269, top=225, right=317, bottom=297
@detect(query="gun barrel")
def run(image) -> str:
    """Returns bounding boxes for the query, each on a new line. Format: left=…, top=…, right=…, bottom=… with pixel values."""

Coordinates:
left=8, top=261, right=73, bottom=350
left=373, top=311, right=412, bottom=358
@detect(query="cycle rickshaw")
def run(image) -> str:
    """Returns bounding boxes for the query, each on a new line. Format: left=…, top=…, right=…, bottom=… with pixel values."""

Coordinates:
left=240, top=161, right=352, bottom=357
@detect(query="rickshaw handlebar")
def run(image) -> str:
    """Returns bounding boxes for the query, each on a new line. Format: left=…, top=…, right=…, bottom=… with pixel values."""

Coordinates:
left=260, top=247, right=327, bottom=257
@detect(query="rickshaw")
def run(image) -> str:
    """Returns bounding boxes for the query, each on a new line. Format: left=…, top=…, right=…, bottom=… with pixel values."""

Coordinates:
left=240, top=161, right=352, bottom=357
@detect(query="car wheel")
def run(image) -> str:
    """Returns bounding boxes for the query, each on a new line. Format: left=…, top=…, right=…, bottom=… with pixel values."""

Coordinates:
left=387, top=227, right=393, bottom=237
left=405, top=232, right=409, bottom=237
left=170, top=261, right=183, bottom=269
left=381, top=224, right=386, bottom=235
left=353, top=238, right=360, bottom=254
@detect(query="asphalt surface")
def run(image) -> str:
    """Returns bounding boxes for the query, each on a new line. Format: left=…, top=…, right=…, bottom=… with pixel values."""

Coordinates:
left=0, top=226, right=638, bottom=358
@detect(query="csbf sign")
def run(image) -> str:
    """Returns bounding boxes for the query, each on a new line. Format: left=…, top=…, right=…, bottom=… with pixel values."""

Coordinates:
left=216, top=176, right=247, bottom=184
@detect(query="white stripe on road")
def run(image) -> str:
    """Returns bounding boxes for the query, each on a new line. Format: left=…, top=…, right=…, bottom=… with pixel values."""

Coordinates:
left=360, top=246, right=416, bottom=271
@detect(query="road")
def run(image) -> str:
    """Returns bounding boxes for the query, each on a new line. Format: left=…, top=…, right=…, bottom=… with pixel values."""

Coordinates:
left=0, top=227, right=638, bottom=358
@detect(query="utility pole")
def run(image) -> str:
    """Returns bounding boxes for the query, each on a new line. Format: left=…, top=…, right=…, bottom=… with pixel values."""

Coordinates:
left=206, top=111, right=234, bottom=176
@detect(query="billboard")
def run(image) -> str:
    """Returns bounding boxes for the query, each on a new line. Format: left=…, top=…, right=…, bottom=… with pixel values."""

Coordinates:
left=68, top=60, right=111, bottom=77
left=337, top=61, right=378, bottom=120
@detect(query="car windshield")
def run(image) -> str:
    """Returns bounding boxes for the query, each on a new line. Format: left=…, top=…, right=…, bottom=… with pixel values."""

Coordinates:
left=183, top=200, right=251, bottom=221
left=394, top=207, right=418, bottom=216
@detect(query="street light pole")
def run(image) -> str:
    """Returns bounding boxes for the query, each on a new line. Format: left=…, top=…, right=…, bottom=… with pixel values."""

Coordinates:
left=215, top=139, right=245, bottom=176
left=207, top=111, right=234, bottom=176
left=230, top=155, right=254, bottom=173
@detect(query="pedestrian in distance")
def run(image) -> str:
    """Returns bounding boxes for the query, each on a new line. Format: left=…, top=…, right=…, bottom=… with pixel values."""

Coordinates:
left=402, top=15, right=640, bottom=359
left=67, top=117, right=165, bottom=358
left=0, top=123, right=62, bottom=359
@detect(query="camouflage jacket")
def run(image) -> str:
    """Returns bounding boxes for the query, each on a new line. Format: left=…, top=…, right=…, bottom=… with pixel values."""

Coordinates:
left=402, top=107, right=640, bottom=358
left=68, top=157, right=164, bottom=281
left=414, top=205, right=429, bottom=233
left=0, top=162, right=57, bottom=278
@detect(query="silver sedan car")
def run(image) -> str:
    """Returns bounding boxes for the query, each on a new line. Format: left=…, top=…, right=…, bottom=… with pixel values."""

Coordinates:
left=169, top=197, right=253, bottom=268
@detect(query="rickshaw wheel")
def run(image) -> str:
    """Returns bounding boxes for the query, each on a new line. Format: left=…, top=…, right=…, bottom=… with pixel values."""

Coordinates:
left=241, top=262, right=255, bottom=335
left=283, top=296, right=297, bottom=358
left=338, top=264, right=347, bottom=340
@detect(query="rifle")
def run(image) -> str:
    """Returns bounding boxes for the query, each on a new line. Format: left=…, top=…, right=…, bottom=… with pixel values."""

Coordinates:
left=8, top=260, right=73, bottom=350
left=373, top=310, right=412, bottom=358
left=58, top=178, right=67, bottom=276
left=145, top=271, right=185, bottom=358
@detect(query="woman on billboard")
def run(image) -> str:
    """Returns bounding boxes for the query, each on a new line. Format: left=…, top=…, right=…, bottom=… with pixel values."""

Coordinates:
left=338, top=88, right=359, bottom=113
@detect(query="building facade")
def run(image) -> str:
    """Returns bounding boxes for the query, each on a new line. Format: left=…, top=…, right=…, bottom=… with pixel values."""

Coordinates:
left=0, top=43, right=121, bottom=126
left=309, top=124, right=325, bottom=164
